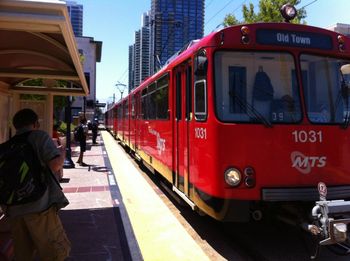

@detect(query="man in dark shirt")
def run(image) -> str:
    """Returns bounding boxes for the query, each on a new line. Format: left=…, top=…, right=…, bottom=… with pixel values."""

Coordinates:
left=91, top=118, right=98, bottom=144
left=76, top=117, right=88, bottom=166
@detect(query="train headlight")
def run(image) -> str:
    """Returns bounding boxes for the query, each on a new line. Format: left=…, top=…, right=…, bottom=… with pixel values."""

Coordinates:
left=224, top=168, right=241, bottom=187
left=338, top=35, right=346, bottom=52
left=280, top=4, right=297, bottom=22
left=240, top=26, right=250, bottom=44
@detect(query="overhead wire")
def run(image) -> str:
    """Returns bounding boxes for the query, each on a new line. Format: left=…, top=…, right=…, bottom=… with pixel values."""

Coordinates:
left=300, top=0, right=318, bottom=9
left=205, top=0, right=215, bottom=8
left=205, top=0, right=236, bottom=25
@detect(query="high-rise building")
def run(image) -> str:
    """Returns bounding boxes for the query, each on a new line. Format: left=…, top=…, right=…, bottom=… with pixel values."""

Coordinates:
left=150, top=0, right=204, bottom=73
left=134, top=30, right=141, bottom=88
left=66, top=1, right=83, bottom=37
left=140, top=13, right=151, bottom=84
left=128, top=0, right=205, bottom=91
left=128, top=45, right=135, bottom=94
left=129, top=12, right=151, bottom=91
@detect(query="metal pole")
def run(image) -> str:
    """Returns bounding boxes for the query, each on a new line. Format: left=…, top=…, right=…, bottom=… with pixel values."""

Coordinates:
left=63, top=95, right=75, bottom=168
left=115, top=82, right=126, bottom=101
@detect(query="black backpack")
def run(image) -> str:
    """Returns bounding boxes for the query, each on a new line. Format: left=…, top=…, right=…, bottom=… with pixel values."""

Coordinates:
left=0, top=131, right=47, bottom=205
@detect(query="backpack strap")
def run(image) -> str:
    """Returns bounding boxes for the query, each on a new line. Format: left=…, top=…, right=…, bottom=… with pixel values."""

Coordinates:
left=13, top=131, right=63, bottom=190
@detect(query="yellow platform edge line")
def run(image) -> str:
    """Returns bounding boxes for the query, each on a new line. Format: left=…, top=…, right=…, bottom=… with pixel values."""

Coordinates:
left=102, top=131, right=210, bottom=261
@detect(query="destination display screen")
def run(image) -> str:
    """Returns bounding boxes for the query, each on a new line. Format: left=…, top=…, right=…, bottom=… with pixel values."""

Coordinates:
left=256, top=29, right=333, bottom=50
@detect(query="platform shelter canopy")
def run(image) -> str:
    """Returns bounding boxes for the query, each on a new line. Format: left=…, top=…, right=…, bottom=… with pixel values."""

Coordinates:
left=0, top=0, right=89, bottom=96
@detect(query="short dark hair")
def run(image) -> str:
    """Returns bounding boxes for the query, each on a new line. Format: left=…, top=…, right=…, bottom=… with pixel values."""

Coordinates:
left=80, top=117, right=87, bottom=124
left=12, top=108, right=38, bottom=129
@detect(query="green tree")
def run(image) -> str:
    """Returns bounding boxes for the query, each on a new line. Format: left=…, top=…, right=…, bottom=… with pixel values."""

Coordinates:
left=21, top=78, right=75, bottom=121
left=223, top=0, right=306, bottom=26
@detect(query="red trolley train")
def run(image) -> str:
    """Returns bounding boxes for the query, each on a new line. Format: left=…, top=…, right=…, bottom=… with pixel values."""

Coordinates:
left=106, top=5, right=350, bottom=248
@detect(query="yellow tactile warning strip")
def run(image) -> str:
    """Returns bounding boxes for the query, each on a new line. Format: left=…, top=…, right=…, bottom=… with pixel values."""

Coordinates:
left=102, top=131, right=210, bottom=261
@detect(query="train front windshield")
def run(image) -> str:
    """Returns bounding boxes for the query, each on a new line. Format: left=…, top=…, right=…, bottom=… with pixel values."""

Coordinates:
left=214, top=51, right=350, bottom=125
left=300, top=54, right=350, bottom=124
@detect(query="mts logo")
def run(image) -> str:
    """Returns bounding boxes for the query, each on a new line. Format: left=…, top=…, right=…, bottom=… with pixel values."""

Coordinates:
left=291, top=151, right=326, bottom=174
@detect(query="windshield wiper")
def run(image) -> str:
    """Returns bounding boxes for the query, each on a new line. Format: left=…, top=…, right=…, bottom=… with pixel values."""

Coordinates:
left=229, top=91, right=272, bottom=128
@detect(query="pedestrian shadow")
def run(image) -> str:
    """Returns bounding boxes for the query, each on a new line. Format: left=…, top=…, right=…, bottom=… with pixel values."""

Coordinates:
left=60, top=207, right=133, bottom=261
left=60, top=178, right=70, bottom=183
left=91, top=165, right=111, bottom=173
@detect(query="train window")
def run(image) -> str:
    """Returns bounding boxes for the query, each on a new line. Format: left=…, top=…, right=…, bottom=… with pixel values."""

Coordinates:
left=141, top=74, right=169, bottom=121
left=186, top=65, right=192, bottom=120
left=148, top=83, right=157, bottom=119
left=194, top=80, right=207, bottom=121
left=195, top=49, right=208, bottom=79
left=141, top=88, right=148, bottom=119
left=176, top=71, right=182, bottom=120
left=214, top=51, right=302, bottom=124
left=300, top=54, right=350, bottom=124
left=131, top=95, right=135, bottom=119
left=155, top=75, right=169, bottom=120
left=124, top=101, right=129, bottom=119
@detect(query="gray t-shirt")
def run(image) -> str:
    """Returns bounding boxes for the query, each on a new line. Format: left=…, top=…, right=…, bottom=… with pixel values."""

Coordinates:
left=7, top=128, right=69, bottom=217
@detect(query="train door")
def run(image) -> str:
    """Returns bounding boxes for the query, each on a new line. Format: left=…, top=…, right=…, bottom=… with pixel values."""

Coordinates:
left=122, top=100, right=126, bottom=143
left=134, top=92, right=141, bottom=152
left=174, top=61, right=192, bottom=196
left=130, top=94, right=136, bottom=151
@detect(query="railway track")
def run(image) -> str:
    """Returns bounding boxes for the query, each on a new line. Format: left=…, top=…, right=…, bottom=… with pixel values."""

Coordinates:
left=131, top=158, right=350, bottom=260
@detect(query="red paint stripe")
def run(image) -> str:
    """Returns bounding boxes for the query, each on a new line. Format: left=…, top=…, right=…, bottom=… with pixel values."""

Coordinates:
left=63, top=187, right=78, bottom=193
left=77, top=187, right=91, bottom=193
left=63, top=186, right=110, bottom=193
left=91, top=186, right=106, bottom=192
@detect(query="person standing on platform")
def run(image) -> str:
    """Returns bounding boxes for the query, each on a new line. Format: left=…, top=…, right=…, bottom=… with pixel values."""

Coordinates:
left=2, top=108, right=71, bottom=261
left=76, top=116, right=88, bottom=166
left=91, top=118, right=98, bottom=144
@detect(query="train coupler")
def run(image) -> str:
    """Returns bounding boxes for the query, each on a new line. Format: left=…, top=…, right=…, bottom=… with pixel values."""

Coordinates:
left=307, top=182, right=350, bottom=246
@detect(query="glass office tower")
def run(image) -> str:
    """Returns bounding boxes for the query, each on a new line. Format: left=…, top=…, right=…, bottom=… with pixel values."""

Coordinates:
left=150, top=0, right=205, bottom=73
left=66, top=1, right=83, bottom=37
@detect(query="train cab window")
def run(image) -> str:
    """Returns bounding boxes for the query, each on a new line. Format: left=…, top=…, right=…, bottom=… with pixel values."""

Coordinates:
left=194, top=50, right=208, bottom=121
left=194, top=49, right=208, bottom=79
left=194, top=80, right=207, bottom=121
left=300, top=54, right=350, bottom=125
left=214, top=51, right=302, bottom=124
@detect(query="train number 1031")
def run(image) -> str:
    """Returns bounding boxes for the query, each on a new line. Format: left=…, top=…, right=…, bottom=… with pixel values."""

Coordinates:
left=195, top=127, right=207, bottom=139
left=292, top=130, right=323, bottom=143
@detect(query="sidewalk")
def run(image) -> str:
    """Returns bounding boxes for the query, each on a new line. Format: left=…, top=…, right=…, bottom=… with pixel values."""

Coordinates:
left=1, top=130, right=211, bottom=260
left=59, top=132, right=139, bottom=261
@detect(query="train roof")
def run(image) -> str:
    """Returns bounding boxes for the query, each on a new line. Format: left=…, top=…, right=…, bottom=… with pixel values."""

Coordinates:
left=123, top=22, right=350, bottom=101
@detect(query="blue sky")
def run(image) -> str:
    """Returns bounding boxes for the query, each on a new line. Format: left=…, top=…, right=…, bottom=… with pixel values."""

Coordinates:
left=73, top=0, right=350, bottom=105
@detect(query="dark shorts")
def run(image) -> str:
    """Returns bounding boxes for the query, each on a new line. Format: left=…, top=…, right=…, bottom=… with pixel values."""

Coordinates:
left=79, top=139, right=86, bottom=152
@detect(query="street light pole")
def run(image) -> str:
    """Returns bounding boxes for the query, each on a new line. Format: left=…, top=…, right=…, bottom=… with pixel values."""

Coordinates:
left=115, top=81, right=126, bottom=101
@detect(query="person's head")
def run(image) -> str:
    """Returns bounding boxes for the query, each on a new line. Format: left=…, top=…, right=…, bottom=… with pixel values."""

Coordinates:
left=80, top=117, right=87, bottom=124
left=12, top=108, right=40, bottom=130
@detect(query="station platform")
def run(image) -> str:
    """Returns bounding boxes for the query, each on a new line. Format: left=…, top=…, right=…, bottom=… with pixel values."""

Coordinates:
left=58, top=130, right=211, bottom=261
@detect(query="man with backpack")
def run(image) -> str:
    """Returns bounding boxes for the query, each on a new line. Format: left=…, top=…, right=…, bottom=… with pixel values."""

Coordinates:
left=0, top=108, right=71, bottom=261
left=76, top=116, right=88, bottom=166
